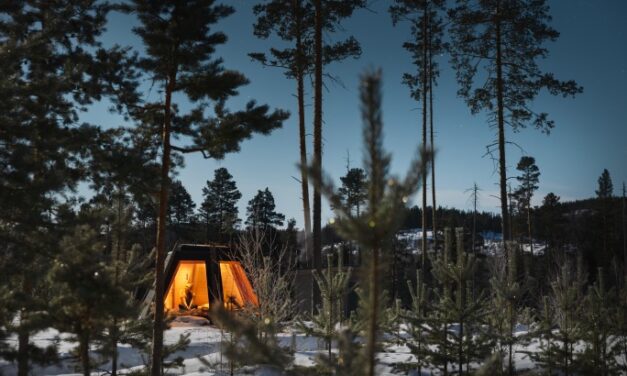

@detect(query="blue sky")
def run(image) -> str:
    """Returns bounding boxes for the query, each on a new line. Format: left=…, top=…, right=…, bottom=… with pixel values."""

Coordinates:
left=89, top=0, right=627, bottom=228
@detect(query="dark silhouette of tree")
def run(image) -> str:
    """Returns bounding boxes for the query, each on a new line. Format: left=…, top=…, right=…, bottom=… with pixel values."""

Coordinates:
left=49, top=224, right=141, bottom=376
left=596, top=169, right=614, bottom=198
left=0, top=2, right=137, bottom=374
left=199, top=167, right=241, bottom=242
left=448, top=0, right=582, bottom=244
left=390, top=0, right=446, bottom=267
left=337, top=168, right=368, bottom=216
left=465, top=182, right=481, bottom=254
left=538, top=192, right=561, bottom=268
left=623, top=183, right=626, bottom=284
left=250, top=1, right=367, bottom=266
left=167, top=180, right=196, bottom=226
left=312, top=0, right=366, bottom=294
left=512, top=156, right=540, bottom=254
left=124, top=1, right=289, bottom=373
left=250, top=0, right=314, bottom=263
left=596, top=169, right=614, bottom=265
left=246, top=188, right=286, bottom=230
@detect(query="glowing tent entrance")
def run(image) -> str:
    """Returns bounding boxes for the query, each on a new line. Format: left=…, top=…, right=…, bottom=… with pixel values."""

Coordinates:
left=164, top=259, right=258, bottom=312
left=138, top=244, right=258, bottom=318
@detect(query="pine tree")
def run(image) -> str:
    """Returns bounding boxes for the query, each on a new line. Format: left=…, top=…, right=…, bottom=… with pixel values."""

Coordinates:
left=304, top=253, right=352, bottom=364
left=616, top=284, right=627, bottom=375
left=167, top=180, right=196, bottom=225
left=124, top=2, right=290, bottom=373
left=0, top=2, right=136, bottom=374
left=578, top=268, right=620, bottom=375
left=405, top=269, right=430, bottom=374
left=199, top=167, right=241, bottom=242
left=597, top=169, right=614, bottom=198
left=528, top=296, right=555, bottom=376
left=512, top=156, right=540, bottom=254
left=419, top=228, right=489, bottom=375
left=448, top=0, right=582, bottom=243
left=246, top=188, right=286, bottom=230
left=337, top=168, right=368, bottom=217
left=465, top=183, right=481, bottom=255
left=251, top=0, right=364, bottom=266
left=390, top=0, right=446, bottom=265
left=488, top=242, right=523, bottom=375
left=312, top=0, right=367, bottom=300
left=305, top=69, right=430, bottom=376
left=91, top=193, right=153, bottom=376
left=537, top=192, right=562, bottom=287
left=545, top=260, right=586, bottom=376
left=539, top=192, right=561, bottom=248
left=596, top=169, right=614, bottom=265
left=49, top=226, right=130, bottom=376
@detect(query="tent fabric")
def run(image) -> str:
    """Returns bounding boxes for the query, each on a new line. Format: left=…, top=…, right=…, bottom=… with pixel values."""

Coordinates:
left=219, top=261, right=259, bottom=309
left=164, top=261, right=209, bottom=311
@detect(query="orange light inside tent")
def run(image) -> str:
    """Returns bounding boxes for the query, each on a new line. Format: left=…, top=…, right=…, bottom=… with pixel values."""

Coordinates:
left=219, top=261, right=259, bottom=309
left=164, top=261, right=209, bottom=311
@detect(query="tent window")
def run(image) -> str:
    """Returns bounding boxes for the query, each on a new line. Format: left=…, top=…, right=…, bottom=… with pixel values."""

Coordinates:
left=164, top=261, right=209, bottom=311
left=219, top=261, right=259, bottom=309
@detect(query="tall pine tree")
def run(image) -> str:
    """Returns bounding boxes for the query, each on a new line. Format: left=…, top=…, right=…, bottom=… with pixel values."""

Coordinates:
left=124, top=2, right=289, bottom=373
left=0, top=2, right=136, bottom=374
left=448, top=0, right=582, bottom=243
left=390, top=0, right=446, bottom=265
left=251, top=0, right=365, bottom=266
left=312, top=0, right=367, bottom=298
left=512, top=156, right=540, bottom=254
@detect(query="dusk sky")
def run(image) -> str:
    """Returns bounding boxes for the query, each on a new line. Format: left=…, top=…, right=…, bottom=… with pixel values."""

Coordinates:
left=89, top=0, right=627, bottom=229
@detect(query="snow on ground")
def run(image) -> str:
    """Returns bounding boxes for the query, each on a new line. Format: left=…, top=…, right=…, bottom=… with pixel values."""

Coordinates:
left=1, top=318, right=624, bottom=375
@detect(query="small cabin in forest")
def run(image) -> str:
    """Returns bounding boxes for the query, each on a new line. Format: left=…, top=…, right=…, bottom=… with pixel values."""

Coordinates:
left=141, top=244, right=258, bottom=318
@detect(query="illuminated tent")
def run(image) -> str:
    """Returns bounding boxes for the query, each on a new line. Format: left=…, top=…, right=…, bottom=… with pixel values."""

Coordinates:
left=141, top=244, right=258, bottom=318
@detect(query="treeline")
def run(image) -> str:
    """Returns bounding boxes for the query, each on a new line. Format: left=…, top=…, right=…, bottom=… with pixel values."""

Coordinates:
left=131, top=169, right=295, bottom=251
left=399, top=206, right=502, bottom=234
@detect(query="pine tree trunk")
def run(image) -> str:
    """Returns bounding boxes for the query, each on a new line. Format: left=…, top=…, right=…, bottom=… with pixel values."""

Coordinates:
left=17, top=276, right=33, bottom=376
left=472, top=187, right=477, bottom=256
left=110, top=320, right=118, bottom=376
left=429, top=58, right=437, bottom=254
left=528, top=204, right=533, bottom=255
left=459, top=319, right=464, bottom=375
left=111, top=190, right=124, bottom=376
left=427, top=8, right=437, bottom=254
left=150, top=72, right=176, bottom=376
left=366, top=246, right=380, bottom=376
left=17, top=313, right=29, bottom=376
left=294, top=0, right=312, bottom=267
left=623, top=183, right=626, bottom=284
left=80, top=331, right=90, bottom=376
left=312, top=0, right=323, bottom=309
left=420, top=1, right=429, bottom=270
left=508, top=303, right=514, bottom=376
left=472, top=190, right=477, bottom=299
left=495, top=0, right=510, bottom=245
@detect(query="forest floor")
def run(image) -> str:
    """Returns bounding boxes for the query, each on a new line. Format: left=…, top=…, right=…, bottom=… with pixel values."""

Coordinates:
left=0, top=316, right=555, bottom=376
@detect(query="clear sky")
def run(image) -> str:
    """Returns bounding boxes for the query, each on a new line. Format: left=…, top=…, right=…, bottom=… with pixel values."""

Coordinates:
left=89, top=0, right=627, bottom=229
